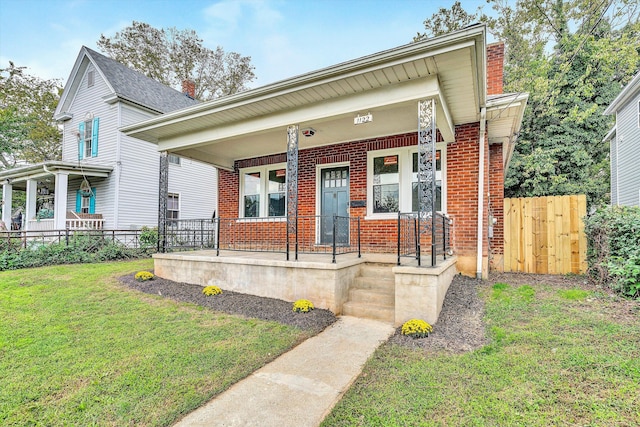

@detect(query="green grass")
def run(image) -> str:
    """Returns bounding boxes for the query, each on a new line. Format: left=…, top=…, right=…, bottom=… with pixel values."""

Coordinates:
left=0, top=260, right=313, bottom=426
left=323, top=282, right=640, bottom=427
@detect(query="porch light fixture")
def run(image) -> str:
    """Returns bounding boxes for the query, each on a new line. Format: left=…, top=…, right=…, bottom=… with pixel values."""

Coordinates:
left=354, top=112, right=373, bottom=125
left=301, top=127, right=315, bottom=137
left=79, top=178, right=92, bottom=197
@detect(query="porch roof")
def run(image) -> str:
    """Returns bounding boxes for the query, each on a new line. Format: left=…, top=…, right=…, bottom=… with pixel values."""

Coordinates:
left=123, top=25, right=493, bottom=170
left=0, top=161, right=112, bottom=190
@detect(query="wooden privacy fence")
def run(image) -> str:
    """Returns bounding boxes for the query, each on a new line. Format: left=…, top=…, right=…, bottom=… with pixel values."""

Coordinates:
left=504, top=195, right=587, bottom=274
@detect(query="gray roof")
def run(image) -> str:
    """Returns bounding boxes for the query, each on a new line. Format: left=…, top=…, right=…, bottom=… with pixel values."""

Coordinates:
left=84, top=46, right=199, bottom=113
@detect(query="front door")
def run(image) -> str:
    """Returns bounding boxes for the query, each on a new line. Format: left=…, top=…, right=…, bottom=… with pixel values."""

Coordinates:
left=320, top=167, right=349, bottom=245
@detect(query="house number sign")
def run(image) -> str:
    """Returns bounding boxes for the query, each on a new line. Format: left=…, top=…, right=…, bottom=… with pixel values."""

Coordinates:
left=354, top=113, right=373, bottom=125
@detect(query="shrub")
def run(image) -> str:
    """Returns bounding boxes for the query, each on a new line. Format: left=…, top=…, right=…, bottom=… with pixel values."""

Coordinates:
left=202, top=285, right=222, bottom=296
left=584, top=205, right=640, bottom=298
left=401, top=319, right=433, bottom=338
left=139, top=226, right=158, bottom=251
left=134, top=271, right=155, bottom=282
left=292, top=299, right=314, bottom=313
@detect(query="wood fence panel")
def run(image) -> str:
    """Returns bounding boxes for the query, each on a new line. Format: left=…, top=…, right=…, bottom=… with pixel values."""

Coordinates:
left=503, top=195, right=587, bottom=275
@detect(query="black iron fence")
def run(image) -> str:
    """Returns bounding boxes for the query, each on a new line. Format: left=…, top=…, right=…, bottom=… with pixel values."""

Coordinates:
left=162, top=215, right=361, bottom=263
left=0, top=228, right=150, bottom=252
left=397, top=212, right=452, bottom=266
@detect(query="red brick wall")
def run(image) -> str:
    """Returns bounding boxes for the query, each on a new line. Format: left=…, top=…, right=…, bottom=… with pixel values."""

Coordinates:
left=489, top=143, right=504, bottom=271
left=487, top=42, right=504, bottom=95
left=217, top=128, right=489, bottom=265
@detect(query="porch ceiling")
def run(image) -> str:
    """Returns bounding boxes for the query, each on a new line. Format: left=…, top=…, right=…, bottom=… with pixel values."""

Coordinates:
left=123, top=25, right=487, bottom=170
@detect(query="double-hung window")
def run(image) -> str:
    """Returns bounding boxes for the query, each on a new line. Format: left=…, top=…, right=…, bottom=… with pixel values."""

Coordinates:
left=78, top=117, right=99, bottom=160
left=167, top=193, right=180, bottom=221
left=240, top=163, right=287, bottom=218
left=367, top=145, right=445, bottom=217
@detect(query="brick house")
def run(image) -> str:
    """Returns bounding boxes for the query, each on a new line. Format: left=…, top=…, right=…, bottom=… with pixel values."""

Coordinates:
left=124, top=24, right=527, bottom=324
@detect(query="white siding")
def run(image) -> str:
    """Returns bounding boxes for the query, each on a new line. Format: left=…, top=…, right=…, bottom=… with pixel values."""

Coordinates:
left=59, top=61, right=218, bottom=229
left=610, top=135, right=618, bottom=205
left=615, top=96, right=640, bottom=206
left=168, top=158, right=218, bottom=219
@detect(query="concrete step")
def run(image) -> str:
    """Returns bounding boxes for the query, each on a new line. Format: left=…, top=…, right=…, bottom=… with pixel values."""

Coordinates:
left=348, top=287, right=394, bottom=306
left=352, top=276, right=395, bottom=291
left=342, top=300, right=395, bottom=323
left=359, top=263, right=395, bottom=280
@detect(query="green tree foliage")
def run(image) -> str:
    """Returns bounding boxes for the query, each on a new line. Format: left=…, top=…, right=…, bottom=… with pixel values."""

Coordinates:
left=97, top=21, right=256, bottom=101
left=0, top=62, right=62, bottom=169
left=417, top=0, right=640, bottom=206
left=414, top=1, right=480, bottom=40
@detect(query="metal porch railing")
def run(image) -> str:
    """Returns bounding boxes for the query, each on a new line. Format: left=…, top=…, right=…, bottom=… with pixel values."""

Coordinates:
left=397, top=212, right=452, bottom=266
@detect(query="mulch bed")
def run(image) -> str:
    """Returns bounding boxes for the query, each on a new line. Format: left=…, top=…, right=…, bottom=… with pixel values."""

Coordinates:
left=119, top=273, right=337, bottom=334
left=120, top=270, right=603, bottom=353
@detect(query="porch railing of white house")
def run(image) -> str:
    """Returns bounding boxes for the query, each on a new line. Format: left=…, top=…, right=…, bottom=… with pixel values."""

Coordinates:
left=397, top=212, right=452, bottom=266
left=163, top=215, right=361, bottom=264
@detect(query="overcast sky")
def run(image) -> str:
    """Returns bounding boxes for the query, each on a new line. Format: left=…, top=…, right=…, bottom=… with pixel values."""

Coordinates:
left=0, top=0, right=494, bottom=88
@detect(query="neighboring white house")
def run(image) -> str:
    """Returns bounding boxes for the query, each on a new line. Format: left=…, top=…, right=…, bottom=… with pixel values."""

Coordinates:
left=604, top=71, right=640, bottom=207
left=0, top=46, right=217, bottom=230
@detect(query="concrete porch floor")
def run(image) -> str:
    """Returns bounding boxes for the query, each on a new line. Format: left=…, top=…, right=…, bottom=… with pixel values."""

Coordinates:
left=153, top=250, right=458, bottom=325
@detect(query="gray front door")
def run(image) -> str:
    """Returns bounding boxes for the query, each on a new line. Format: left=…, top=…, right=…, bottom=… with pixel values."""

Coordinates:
left=321, top=167, right=349, bottom=245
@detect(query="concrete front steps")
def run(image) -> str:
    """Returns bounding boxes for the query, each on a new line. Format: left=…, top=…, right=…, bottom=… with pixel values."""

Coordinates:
left=342, top=263, right=395, bottom=323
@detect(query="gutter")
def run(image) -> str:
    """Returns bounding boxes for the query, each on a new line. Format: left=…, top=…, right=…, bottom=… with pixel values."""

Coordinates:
left=476, top=107, right=487, bottom=279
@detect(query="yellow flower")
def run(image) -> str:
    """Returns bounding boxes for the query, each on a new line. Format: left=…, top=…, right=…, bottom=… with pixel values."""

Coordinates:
left=135, top=271, right=155, bottom=282
left=401, top=319, right=432, bottom=338
left=293, top=299, right=314, bottom=313
left=202, top=285, right=222, bottom=296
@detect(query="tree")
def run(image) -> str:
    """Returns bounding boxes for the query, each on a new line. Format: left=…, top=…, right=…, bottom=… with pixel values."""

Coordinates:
left=416, top=0, right=640, bottom=206
left=97, top=21, right=256, bottom=101
left=414, top=1, right=479, bottom=41
left=0, top=62, right=62, bottom=169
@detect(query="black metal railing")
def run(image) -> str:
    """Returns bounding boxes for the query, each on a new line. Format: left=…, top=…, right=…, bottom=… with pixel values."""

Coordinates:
left=164, top=215, right=361, bottom=263
left=397, top=212, right=452, bottom=266
left=165, top=219, right=217, bottom=250
left=0, top=228, right=150, bottom=252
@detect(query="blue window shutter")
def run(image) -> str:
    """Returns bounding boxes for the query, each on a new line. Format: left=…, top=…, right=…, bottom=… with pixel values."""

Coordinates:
left=91, top=117, right=99, bottom=157
left=89, top=188, right=96, bottom=214
left=75, top=190, right=82, bottom=212
left=78, top=121, right=85, bottom=160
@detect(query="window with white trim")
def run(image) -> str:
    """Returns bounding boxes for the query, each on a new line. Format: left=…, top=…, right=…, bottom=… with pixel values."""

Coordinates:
left=168, top=154, right=181, bottom=165
left=239, top=163, right=287, bottom=218
left=167, top=193, right=180, bottom=220
left=367, top=145, right=445, bottom=218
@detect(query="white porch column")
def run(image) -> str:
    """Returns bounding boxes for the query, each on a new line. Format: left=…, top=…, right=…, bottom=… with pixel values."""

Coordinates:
left=54, top=173, right=69, bottom=229
left=25, top=179, right=38, bottom=230
left=1, top=181, right=12, bottom=227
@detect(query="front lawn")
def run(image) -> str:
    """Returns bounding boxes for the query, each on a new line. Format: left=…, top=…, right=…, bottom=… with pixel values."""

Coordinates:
left=323, top=277, right=640, bottom=426
left=0, top=260, right=313, bottom=426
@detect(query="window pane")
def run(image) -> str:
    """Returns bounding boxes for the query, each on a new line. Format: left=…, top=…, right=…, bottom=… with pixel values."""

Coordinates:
left=412, top=182, right=442, bottom=212
left=84, top=120, right=92, bottom=157
left=268, top=193, right=285, bottom=216
left=244, top=172, right=261, bottom=195
left=373, top=184, right=399, bottom=213
left=268, top=169, right=286, bottom=192
left=373, top=156, right=399, bottom=184
left=244, top=195, right=259, bottom=217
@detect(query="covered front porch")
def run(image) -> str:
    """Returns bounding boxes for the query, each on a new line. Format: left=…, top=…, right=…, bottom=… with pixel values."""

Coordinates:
left=154, top=249, right=457, bottom=326
left=0, top=161, right=111, bottom=231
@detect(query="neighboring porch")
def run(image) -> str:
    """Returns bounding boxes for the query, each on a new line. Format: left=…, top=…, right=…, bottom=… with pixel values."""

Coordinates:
left=0, top=161, right=111, bottom=231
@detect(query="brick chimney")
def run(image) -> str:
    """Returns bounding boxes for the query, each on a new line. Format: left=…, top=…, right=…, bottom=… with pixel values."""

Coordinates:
left=486, top=42, right=504, bottom=95
left=182, top=79, right=196, bottom=99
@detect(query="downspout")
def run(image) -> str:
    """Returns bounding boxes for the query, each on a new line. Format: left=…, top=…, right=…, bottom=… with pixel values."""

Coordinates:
left=476, top=107, right=487, bottom=279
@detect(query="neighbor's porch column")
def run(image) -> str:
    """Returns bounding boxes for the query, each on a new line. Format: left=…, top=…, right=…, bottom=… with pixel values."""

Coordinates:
left=54, top=172, right=69, bottom=229
left=25, top=179, right=37, bottom=230
left=1, top=181, right=12, bottom=227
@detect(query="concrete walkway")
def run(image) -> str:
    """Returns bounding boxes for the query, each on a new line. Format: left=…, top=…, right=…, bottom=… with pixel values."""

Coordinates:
left=174, top=316, right=395, bottom=427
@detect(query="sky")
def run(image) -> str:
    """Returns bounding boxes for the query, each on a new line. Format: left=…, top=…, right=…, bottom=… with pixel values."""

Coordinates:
left=0, top=0, right=493, bottom=89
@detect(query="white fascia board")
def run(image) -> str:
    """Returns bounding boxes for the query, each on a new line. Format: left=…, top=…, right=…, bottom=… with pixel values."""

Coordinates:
left=121, top=29, right=484, bottom=136
left=156, top=76, right=440, bottom=152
